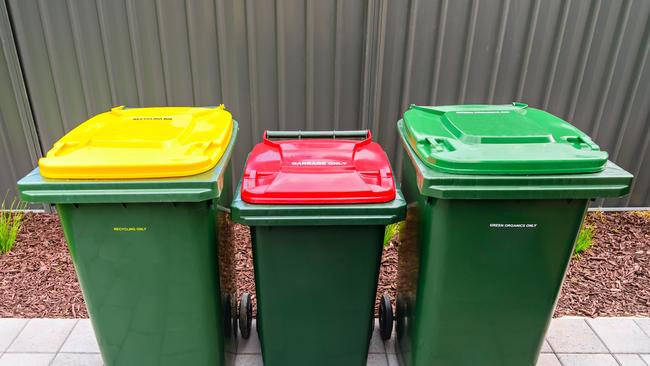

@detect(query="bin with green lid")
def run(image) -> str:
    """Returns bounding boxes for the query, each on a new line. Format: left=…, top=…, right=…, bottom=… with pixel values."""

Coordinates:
left=231, top=130, right=406, bottom=366
left=17, top=105, right=240, bottom=366
left=392, top=103, right=633, bottom=366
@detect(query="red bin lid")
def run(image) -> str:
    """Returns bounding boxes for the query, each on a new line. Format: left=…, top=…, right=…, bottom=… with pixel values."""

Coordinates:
left=241, top=130, right=397, bottom=204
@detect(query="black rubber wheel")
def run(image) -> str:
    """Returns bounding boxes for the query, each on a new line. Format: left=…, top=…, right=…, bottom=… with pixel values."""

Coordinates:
left=230, top=294, right=238, bottom=337
left=239, top=292, right=253, bottom=339
left=222, top=294, right=232, bottom=336
left=395, top=295, right=407, bottom=339
left=379, top=292, right=393, bottom=340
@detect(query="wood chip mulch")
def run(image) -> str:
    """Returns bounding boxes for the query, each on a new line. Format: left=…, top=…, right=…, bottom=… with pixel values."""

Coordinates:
left=1, top=211, right=648, bottom=318
left=0, top=213, right=85, bottom=318
left=554, top=211, right=650, bottom=317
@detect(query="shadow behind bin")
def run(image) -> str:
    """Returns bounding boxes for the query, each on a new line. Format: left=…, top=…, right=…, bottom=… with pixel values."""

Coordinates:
left=17, top=106, right=240, bottom=366
left=231, top=130, right=406, bottom=366
left=395, top=104, right=633, bottom=366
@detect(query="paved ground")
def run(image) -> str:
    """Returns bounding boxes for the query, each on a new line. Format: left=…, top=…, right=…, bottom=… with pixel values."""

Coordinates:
left=1, top=317, right=650, bottom=365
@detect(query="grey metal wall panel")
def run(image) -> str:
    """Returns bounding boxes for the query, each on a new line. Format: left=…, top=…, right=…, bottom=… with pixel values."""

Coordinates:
left=0, top=0, right=40, bottom=204
left=3, top=0, right=650, bottom=207
left=376, top=0, right=650, bottom=207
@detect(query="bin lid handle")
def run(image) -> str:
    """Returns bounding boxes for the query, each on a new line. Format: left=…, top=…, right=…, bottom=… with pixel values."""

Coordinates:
left=263, top=130, right=372, bottom=148
left=264, top=129, right=370, bottom=140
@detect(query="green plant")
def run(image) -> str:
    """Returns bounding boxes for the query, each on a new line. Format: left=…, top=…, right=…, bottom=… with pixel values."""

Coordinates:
left=0, top=194, right=27, bottom=255
left=573, top=224, right=594, bottom=257
left=383, top=221, right=405, bottom=247
left=635, top=210, right=650, bottom=219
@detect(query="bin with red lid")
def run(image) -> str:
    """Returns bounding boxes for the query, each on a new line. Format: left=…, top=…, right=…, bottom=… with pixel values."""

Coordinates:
left=231, top=130, right=406, bottom=366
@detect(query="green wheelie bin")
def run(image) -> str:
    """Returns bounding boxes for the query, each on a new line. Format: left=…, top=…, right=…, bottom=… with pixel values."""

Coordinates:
left=392, top=103, right=633, bottom=366
left=231, top=130, right=406, bottom=366
left=17, top=105, right=240, bottom=366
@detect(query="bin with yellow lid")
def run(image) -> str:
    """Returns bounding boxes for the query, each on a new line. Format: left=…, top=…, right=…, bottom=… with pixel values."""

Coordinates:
left=17, top=105, right=240, bottom=366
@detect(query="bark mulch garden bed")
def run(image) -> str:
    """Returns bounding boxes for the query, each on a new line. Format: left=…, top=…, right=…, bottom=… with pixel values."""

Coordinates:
left=1, top=211, right=648, bottom=318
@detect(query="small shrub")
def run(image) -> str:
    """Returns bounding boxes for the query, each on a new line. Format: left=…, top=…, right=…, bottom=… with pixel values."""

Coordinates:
left=383, top=221, right=405, bottom=247
left=0, top=195, right=27, bottom=255
left=573, top=224, right=594, bottom=257
left=634, top=211, right=650, bottom=220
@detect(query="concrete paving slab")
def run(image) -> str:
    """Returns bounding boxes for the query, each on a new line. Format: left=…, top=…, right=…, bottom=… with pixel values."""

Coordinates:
left=588, top=318, right=650, bottom=353
left=635, top=319, right=650, bottom=338
left=7, top=319, right=77, bottom=353
left=557, top=353, right=620, bottom=366
left=237, top=320, right=261, bottom=354
left=50, top=353, right=103, bottom=366
left=387, top=353, right=399, bottom=366
left=536, top=353, right=561, bottom=366
left=384, top=327, right=397, bottom=354
left=0, top=353, right=54, bottom=366
left=59, top=320, right=100, bottom=353
left=384, top=338, right=396, bottom=354
left=369, top=321, right=385, bottom=354
left=235, top=354, right=263, bottom=366
left=546, top=318, right=608, bottom=353
left=614, top=354, right=647, bottom=366
left=366, top=353, right=388, bottom=366
left=540, top=339, right=553, bottom=353
left=1, top=317, right=650, bottom=365
left=0, top=318, right=28, bottom=352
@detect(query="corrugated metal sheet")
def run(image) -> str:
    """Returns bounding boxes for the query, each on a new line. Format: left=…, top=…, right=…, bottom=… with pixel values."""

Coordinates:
left=372, top=0, right=650, bottom=207
left=2, top=0, right=650, bottom=207
left=0, top=0, right=40, bottom=204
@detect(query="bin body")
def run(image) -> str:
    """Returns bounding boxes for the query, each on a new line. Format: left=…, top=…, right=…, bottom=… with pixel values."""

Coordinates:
left=58, top=201, right=234, bottom=366
left=18, top=107, right=239, bottom=366
left=398, top=161, right=588, bottom=366
left=253, top=224, right=383, bottom=366
left=395, top=104, right=633, bottom=366
left=231, top=130, right=406, bottom=366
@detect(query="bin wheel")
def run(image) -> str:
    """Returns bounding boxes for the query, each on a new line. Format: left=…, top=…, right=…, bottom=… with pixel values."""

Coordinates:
left=239, top=293, right=253, bottom=339
left=231, top=294, right=238, bottom=337
left=223, top=294, right=232, bottom=336
left=379, top=292, right=393, bottom=340
left=395, top=295, right=407, bottom=338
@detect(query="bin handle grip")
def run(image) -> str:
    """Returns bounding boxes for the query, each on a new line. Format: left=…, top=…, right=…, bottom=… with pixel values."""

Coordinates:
left=264, top=130, right=371, bottom=140
left=110, top=104, right=226, bottom=113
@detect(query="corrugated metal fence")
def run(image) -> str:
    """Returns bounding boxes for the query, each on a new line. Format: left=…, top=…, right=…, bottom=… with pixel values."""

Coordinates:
left=1, top=0, right=649, bottom=207
left=0, top=0, right=40, bottom=203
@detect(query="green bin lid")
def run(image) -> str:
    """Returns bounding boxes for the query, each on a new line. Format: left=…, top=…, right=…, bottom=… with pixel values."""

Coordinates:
left=397, top=120, right=632, bottom=199
left=402, top=103, right=608, bottom=175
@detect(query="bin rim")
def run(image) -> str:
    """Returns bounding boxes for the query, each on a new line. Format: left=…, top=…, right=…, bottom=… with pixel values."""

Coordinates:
left=397, top=119, right=632, bottom=200
left=231, top=182, right=406, bottom=226
left=17, top=122, right=239, bottom=204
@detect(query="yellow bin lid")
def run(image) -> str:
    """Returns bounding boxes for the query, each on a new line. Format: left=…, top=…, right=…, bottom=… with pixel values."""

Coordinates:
left=39, top=105, right=234, bottom=179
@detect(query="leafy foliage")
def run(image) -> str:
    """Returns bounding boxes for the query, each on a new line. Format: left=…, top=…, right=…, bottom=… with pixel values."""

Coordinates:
left=634, top=211, right=650, bottom=219
left=0, top=194, right=27, bottom=255
left=573, top=224, right=594, bottom=257
left=383, top=221, right=405, bottom=247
